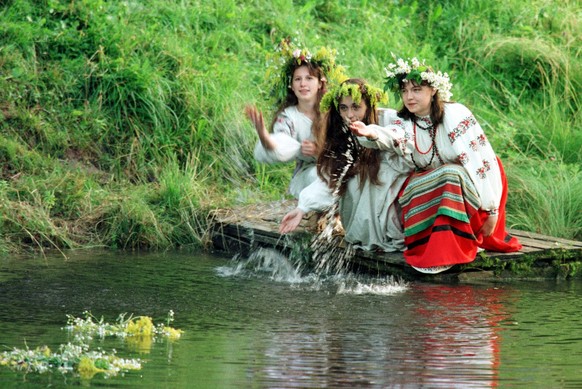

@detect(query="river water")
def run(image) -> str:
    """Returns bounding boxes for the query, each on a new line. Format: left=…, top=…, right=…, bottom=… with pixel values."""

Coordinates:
left=1, top=248, right=581, bottom=388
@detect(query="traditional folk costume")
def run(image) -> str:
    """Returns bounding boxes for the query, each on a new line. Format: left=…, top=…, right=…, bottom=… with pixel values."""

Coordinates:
left=254, top=39, right=343, bottom=199
left=367, top=105, right=522, bottom=269
left=254, top=106, right=318, bottom=199
left=297, top=150, right=412, bottom=252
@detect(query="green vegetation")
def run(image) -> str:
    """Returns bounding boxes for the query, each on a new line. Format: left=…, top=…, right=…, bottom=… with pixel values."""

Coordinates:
left=0, top=0, right=580, bottom=254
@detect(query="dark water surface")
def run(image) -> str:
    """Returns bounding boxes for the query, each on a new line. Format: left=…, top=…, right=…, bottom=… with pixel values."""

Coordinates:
left=1, top=249, right=581, bottom=388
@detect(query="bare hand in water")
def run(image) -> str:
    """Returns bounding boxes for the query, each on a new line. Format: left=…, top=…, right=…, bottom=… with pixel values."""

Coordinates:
left=279, top=208, right=306, bottom=234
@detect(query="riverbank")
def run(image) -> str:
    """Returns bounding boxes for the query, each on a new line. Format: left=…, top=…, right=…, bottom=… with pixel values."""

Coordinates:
left=0, top=1, right=580, bottom=254
left=208, top=200, right=582, bottom=281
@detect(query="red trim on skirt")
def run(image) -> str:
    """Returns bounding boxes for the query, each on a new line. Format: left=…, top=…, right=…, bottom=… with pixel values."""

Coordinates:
left=400, top=158, right=522, bottom=268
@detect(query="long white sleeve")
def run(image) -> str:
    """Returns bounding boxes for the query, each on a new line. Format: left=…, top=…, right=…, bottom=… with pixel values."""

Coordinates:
left=254, top=132, right=300, bottom=163
left=297, top=177, right=335, bottom=213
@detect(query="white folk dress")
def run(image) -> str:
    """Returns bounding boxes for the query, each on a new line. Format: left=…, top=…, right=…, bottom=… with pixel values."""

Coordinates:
left=372, top=104, right=503, bottom=212
left=254, top=106, right=318, bottom=199
left=296, top=144, right=412, bottom=252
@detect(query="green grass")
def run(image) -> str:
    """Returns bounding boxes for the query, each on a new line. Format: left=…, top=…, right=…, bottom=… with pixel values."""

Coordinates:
left=0, top=0, right=579, bottom=254
left=506, top=159, right=582, bottom=240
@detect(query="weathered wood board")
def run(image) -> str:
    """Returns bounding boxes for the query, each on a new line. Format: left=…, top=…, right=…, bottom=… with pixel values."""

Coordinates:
left=208, top=200, right=582, bottom=282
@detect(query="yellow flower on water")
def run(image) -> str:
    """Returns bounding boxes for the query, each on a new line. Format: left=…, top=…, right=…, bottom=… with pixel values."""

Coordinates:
left=77, top=356, right=105, bottom=380
left=36, top=346, right=51, bottom=357
left=125, top=316, right=154, bottom=353
left=164, top=327, right=183, bottom=340
left=125, top=316, right=153, bottom=337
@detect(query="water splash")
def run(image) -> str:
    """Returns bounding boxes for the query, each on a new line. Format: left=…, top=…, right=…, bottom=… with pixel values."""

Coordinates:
left=216, top=247, right=309, bottom=284
left=217, top=249, right=408, bottom=295
left=337, top=275, right=408, bottom=295
left=310, top=121, right=360, bottom=276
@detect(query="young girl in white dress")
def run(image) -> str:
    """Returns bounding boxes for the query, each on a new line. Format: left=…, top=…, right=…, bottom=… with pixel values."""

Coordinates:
left=279, top=78, right=412, bottom=252
left=245, top=40, right=342, bottom=198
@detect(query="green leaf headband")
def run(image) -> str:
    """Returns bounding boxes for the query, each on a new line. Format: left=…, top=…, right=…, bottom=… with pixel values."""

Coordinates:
left=320, top=81, right=388, bottom=113
left=264, top=38, right=346, bottom=107
left=383, top=55, right=453, bottom=101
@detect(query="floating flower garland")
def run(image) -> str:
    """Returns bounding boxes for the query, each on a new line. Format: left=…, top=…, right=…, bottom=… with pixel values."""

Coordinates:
left=0, top=311, right=183, bottom=380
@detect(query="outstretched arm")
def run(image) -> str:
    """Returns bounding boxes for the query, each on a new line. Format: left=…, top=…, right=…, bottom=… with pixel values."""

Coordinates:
left=245, top=105, right=276, bottom=150
left=279, top=208, right=306, bottom=234
left=349, top=121, right=378, bottom=140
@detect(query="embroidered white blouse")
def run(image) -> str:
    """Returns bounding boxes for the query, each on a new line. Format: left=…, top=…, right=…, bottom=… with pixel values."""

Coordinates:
left=368, top=104, right=502, bottom=211
left=254, top=105, right=318, bottom=198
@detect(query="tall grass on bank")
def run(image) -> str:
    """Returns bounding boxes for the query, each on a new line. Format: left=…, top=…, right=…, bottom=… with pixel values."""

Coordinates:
left=0, top=0, right=580, bottom=254
left=506, top=158, right=582, bottom=241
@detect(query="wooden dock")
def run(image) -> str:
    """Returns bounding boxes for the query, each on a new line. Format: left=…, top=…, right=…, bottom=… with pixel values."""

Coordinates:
left=208, top=200, right=582, bottom=282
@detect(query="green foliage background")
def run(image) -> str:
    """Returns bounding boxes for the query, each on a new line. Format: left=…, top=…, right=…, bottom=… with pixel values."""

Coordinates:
left=0, top=0, right=580, bottom=253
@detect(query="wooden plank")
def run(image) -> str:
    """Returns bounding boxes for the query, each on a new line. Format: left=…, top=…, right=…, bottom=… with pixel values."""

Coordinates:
left=208, top=201, right=582, bottom=281
left=508, top=228, right=582, bottom=248
left=214, top=218, right=578, bottom=257
left=510, top=236, right=566, bottom=250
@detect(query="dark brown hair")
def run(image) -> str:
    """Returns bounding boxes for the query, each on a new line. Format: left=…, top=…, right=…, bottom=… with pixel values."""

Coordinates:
left=396, top=73, right=446, bottom=128
left=316, top=79, right=382, bottom=196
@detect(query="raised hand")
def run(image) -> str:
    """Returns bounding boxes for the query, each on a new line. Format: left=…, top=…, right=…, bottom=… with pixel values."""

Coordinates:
left=245, top=105, right=265, bottom=134
left=245, top=105, right=275, bottom=150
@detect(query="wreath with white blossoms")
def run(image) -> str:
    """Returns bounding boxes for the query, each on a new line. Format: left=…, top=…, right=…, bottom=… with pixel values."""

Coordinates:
left=383, top=56, right=453, bottom=102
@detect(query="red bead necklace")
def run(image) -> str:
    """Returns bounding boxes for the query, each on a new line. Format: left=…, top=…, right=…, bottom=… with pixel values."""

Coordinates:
left=414, top=121, right=434, bottom=154
left=411, top=119, right=443, bottom=171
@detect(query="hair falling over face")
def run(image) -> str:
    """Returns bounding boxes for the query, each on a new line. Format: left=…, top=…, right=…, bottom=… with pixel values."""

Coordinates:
left=317, top=81, right=383, bottom=196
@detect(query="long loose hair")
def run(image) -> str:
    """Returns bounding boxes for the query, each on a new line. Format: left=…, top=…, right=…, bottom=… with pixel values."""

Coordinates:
left=317, top=79, right=382, bottom=196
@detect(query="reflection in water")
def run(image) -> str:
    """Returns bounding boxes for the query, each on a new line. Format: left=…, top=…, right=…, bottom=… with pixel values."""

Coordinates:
left=398, top=285, right=508, bottom=388
left=219, top=249, right=508, bottom=387
left=249, top=281, right=509, bottom=388
left=1, top=250, right=582, bottom=388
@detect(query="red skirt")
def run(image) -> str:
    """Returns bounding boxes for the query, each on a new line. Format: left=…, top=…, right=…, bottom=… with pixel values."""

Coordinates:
left=400, top=160, right=522, bottom=268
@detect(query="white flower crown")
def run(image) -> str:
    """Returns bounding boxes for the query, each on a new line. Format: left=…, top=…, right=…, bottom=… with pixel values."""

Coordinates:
left=384, top=56, right=453, bottom=102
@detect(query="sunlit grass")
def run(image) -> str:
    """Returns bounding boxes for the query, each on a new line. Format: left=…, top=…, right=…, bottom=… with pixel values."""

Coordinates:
left=0, top=0, right=579, bottom=252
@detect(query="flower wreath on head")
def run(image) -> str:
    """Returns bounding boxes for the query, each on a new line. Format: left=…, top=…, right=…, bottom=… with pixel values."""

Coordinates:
left=320, top=81, right=388, bottom=113
left=383, top=54, right=453, bottom=102
left=265, top=38, right=346, bottom=107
